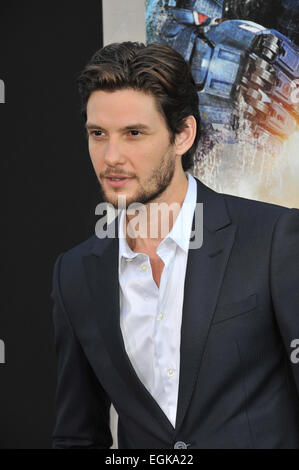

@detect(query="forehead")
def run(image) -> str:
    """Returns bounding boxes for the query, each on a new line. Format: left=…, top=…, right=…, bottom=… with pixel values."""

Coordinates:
left=86, top=88, right=165, bottom=129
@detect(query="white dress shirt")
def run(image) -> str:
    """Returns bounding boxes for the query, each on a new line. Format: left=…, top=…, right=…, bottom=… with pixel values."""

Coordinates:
left=118, top=172, right=197, bottom=427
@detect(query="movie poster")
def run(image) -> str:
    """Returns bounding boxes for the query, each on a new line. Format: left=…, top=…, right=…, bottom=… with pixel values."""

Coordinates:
left=146, top=0, right=299, bottom=208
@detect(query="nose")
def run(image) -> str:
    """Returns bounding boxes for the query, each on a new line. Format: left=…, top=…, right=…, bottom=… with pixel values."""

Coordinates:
left=103, top=136, right=126, bottom=166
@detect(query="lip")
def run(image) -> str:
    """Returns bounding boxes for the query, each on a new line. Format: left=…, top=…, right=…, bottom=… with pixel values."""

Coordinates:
left=105, top=177, right=133, bottom=188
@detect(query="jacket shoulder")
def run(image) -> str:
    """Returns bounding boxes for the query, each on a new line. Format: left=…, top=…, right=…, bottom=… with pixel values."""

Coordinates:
left=222, top=191, right=293, bottom=221
left=196, top=177, right=296, bottom=230
left=60, top=234, right=99, bottom=259
left=51, top=234, right=105, bottom=298
left=222, top=192, right=299, bottom=245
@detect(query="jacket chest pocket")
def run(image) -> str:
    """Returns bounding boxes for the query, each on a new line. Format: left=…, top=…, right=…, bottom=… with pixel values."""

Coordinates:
left=212, top=293, right=258, bottom=325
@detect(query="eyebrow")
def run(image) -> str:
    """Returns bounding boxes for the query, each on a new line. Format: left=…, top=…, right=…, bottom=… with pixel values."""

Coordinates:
left=85, top=123, right=151, bottom=132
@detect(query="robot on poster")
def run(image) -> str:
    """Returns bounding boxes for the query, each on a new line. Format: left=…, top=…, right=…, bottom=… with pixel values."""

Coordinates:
left=146, top=1, right=299, bottom=207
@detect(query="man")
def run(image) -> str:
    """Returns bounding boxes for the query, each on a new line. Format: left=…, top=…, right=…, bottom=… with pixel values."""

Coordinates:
left=51, top=41, right=299, bottom=449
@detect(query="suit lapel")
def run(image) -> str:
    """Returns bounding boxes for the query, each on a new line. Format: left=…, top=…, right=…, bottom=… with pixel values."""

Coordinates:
left=174, top=178, right=236, bottom=433
left=82, top=177, right=236, bottom=436
left=82, top=216, right=175, bottom=435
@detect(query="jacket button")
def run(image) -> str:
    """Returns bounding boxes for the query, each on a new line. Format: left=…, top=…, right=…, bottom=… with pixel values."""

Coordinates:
left=174, top=441, right=188, bottom=449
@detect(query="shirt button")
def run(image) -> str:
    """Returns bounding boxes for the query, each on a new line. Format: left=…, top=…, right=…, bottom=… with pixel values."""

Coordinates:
left=167, top=368, right=175, bottom=377
left=174, top=441, right=188, bottom=449
left=141, top=264, right=148, bottom=272
left=157, top=313, right=164, bottom=321
left=125, top=258, right=133, bottom=262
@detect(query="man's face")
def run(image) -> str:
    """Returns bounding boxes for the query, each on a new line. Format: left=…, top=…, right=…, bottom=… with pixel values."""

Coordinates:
left=86, top=88, right=182, bottom=209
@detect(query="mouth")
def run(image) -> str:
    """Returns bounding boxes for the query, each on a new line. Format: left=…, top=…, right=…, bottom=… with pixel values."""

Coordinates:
left=105, top=176, right=133, bottom=188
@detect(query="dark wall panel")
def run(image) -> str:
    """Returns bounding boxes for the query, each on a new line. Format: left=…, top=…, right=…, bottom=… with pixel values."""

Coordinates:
left=0, top=1, right=103, bottom=448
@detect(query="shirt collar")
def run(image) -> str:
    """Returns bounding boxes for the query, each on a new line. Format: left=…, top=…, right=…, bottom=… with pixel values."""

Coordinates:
left=118, top=171, right=197, bottom=264
left=166, top=171, right=197, bottom=252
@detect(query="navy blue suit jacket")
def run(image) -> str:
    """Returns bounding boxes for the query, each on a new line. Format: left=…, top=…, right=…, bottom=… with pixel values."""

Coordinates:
left=51, top=177, right=299, bottom=449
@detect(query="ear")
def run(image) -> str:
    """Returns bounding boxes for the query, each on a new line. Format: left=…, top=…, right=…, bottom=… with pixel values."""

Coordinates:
left=174, top=115, right=197, bottom=157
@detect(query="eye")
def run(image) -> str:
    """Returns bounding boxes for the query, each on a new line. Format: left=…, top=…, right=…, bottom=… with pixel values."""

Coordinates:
left=87, top=129, right=105, bottom=139
left=90, top=130, right=104, bottom=137
left=129, top=130, right=142, bottom=137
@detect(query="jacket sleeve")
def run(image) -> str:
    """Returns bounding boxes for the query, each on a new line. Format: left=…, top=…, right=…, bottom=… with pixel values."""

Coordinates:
left=51, top=252, right=113, bottom=449
left=270, top=208, right=299, bottom=396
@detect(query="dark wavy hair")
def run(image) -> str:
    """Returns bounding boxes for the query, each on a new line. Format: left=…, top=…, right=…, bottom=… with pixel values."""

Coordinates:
left=77, top=41, right=200, bottom=171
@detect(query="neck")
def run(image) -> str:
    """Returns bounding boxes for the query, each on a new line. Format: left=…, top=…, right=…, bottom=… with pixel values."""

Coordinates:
left=126, top=171, right=189, bottom=253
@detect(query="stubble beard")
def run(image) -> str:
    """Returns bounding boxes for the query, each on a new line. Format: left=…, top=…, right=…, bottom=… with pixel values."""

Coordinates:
left=97, top=146, right=176, bottom=210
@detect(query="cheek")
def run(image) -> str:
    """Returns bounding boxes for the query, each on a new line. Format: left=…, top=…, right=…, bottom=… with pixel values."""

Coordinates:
left=88, top=141, right=103, bottom=167
left=138, top=140, right=161, bottom=159
left=88, top=138, right=97, bottom=155
left=141, top=142, right=166, bottom=168
left=133, top=149, right=154, bottom=173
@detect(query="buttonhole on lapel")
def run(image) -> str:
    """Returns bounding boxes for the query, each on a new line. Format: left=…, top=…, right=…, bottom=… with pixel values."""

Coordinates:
left=209, top=249, right=223, bottom=258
